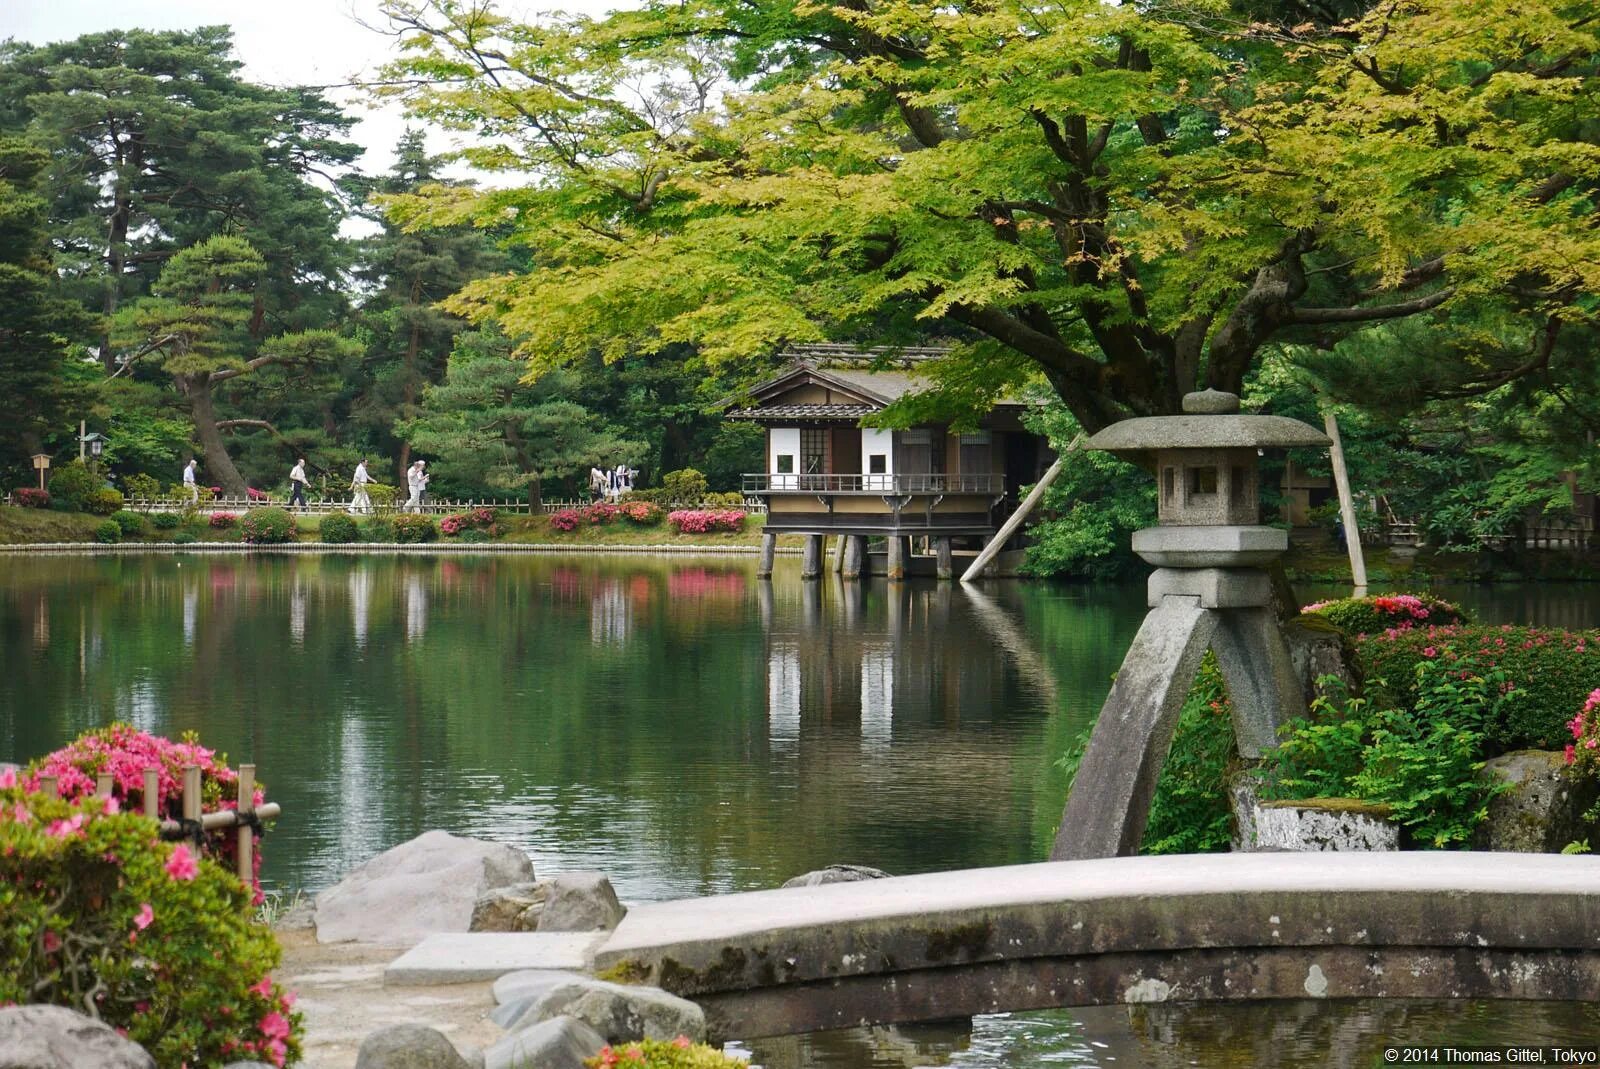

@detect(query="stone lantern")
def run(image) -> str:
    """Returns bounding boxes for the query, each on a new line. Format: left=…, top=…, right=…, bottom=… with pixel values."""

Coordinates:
left=1050, top=389, right=1331, bottom=861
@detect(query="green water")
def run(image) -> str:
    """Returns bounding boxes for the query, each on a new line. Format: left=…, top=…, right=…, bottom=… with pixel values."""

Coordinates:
left=4, top=553, right=1598, bottom=1067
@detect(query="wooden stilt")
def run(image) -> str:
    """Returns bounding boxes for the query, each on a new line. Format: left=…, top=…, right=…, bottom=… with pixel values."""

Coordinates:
left=935, top=537, right=954, bottom=580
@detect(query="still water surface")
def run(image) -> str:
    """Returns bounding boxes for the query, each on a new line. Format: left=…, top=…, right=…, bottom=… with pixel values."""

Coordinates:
left=2, top=554, right=1597, bottom=1066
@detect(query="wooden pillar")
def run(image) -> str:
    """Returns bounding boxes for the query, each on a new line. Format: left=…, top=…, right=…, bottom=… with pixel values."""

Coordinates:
left=842, top=534, right=865, bottom=580
left=1323, top=410, right=1369, bottom=598
left=831, top=535, right=845, bottom=573
left=886, top=535, right=906, bottom=581
left=142, top=768, right=159, bottom=819
left=236, top=764, right=256, bottom=886
left=935, top=537, right=954, bottom=580
left=801, top=534, right=823, bottom=579
left=757, top=532, right=776, bottom=579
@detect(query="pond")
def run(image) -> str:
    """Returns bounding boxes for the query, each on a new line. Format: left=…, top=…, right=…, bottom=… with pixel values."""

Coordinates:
left=3, top=553, right=1597, bottom=1067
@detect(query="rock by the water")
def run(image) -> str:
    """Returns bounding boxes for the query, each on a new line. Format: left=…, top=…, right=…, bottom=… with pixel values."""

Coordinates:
left=316, top=830, right=535, bottom=946
left=1282, top=616, right=1356, bottom=703
left=537, top=872, right=626, bottom=932
left=1478, top=750, right=1600, bottom=853
left=354, top=1024, right=474, bottom=1069
left=470, top=881, right=551, bottom=933
left=484, top=1016, right=604, bottom=1069
left=782, top=865, right=892, bottom=888
left=494, top=976, right=705, bottom=1044
left=0, top=1005, right=155, bottom=1069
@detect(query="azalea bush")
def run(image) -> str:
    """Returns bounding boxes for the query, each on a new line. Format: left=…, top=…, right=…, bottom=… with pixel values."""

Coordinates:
left=583, top=502, right=620, bottom=525
left=1568, top=689, right=1600, bottom=769
left=239, top=507, right=297, bottom=545
left=23, top=724, right=269, bottom=900
left=85, top=487, right=127, bottom=516
left=441, top=506, right=497, bottom=536
left=667, top=509, right=746, bottom=534
left=209, top=511, right=239, bottom=529
left=1301, top=593, right=1468, bottom=637
left=1355, top=625, right=1600, bottom=751
left=112, top=511, right=145, bottom=538
left=12, top=486, right=49, bottom=508
left=0, top=777, right=301, bottom=1068
left=620, top=500, right=662, bottom=526
left=319, top=513, right=360, bottom=544
left=587, top=1036, right=748, bottom=1068
left=550, top=508, right=582, bottom=532
left=94, top=520, right=121, bottom=544
left=391, top=513, right=438, bottom=543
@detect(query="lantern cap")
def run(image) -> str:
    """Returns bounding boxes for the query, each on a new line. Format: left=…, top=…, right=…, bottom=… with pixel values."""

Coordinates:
left=1085, top=391, right=1329, bottom=459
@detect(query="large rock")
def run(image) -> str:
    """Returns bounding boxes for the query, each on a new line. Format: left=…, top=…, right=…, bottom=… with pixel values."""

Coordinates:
left=1282, top=615, right=1356, bottom=704
left=354, top=1024, right=474, bottom=1069
left=470, top=881, right=551, bottom=933
left=1478, top=750, right=1600, bottom=853
left=0, top=1005, right=155, bottom=1069
left=1232, top=779, right=1398, bottom=852
left=494, top=976, right=706, bottom=1044
left=316, top=831, right=535, bottom=946
left=484, top=1016, right=604, bottom=1069
left=781, top=864, right=892, bottom=888
left=537, top=872, right=625, bottom=932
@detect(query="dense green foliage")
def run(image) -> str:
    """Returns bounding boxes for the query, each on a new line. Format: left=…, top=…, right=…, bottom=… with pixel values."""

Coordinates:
left=319, top=514, right=361, bottom=544
left=1020, top=404, right=1154, bottom=580
left=1302, top=593, right=1469, bottom=638
left=588, top=1038, right=748, bottom=1068
left=390, top=514, right=438, bottom=543
left=238, top=508, right=297, bottom=545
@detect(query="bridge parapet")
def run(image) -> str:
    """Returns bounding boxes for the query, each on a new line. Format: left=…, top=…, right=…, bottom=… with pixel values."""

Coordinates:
left=591, top=853, right=1600, bottom=1040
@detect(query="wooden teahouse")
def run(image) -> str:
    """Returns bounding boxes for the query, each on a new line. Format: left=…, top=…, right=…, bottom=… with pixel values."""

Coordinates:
left=730, top=345, right=1052, bottom=579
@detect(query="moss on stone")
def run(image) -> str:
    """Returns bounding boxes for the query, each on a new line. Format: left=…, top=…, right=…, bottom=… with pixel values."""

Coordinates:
left=1259, top=797, right=1395, bottom=818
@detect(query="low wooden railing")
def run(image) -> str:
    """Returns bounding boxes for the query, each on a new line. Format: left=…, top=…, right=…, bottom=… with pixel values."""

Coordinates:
left=743, top=473, right=1005, bottom=495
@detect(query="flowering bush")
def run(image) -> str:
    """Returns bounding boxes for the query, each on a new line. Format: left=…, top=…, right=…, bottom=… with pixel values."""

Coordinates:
left=239, top=507, right=297, bottom=545
left=0, top=778, right=301, bottom=1067
left=550, top=508, right=582, bottom=532
left=441, top=507, right=497, bottom=536
left=209, top=511, right=239, bottom=529
left=620, top=500, right=663, bottom=526
left=1356, top=625, right=1600, bottom=752
left=1567, top=689, right=1600, bottom=768
left=12, top=486, right=49, bottom=508
left=583, top=502, right=620, bottom=525
left=587, top=1036, right=748, bottom=1068
left=391, top=514, right=438, bottom=543
left=1301, top=593, right=1467, bottom=637
left=319, top=513, right=360, bottom=544
left=23, top=724, right=269, bottom=900
left=245, top=487, right=271, bottom=502
left=667, top=509, right=746, bottom=534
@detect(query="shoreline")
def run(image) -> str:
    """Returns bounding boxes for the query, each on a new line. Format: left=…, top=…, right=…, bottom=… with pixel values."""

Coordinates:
left=0, top=541, right=803, bottom=556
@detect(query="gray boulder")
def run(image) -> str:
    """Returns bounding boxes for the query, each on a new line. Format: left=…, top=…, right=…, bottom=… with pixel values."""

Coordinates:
left=1282, top=615, right=1356, bottom=703
left=493, top=969, right=583, bottom=1008
left=1478, top=750, right=1600, bottom=853
left=0, top=1005, right=155, bottom=1069
left=470, top=881, right=551, bottom=933
left=782, top=864, right=892, bottom=888
left=498, top=978, right=706, bottom=1044
left=485, top=1016, right=605, bottom=1069
left=537, top=872, right=626, bottom=932
left=354, top=1024, right=474, bottom=1069
left=316, top=830, right=535, bottom=946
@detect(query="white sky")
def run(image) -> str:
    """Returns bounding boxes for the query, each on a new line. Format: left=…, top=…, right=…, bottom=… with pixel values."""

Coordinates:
left=0, top=0, right=614, bottom=177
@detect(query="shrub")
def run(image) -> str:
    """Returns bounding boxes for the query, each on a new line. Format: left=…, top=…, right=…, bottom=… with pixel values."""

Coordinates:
left=668, top=509, right=746, bottom=534
left=1355, top=625, right=1600, bottom=751
left=620, top=500, right=663, bottom=525
left=239, top=507, right=297, bottom=545
left=112, top=511, right=145, bottom=537
left=1142, top=656, right=1236, bottom=854
left=94, top=519, right=121, bottom=544
left=661, top=468, right=709, bottom=504
left=582, top=502, right=620, bottom=525
left=48, top=459, right=96, bottom=511
left=587, top=1037, right=748, bottom=1068
left=172, top=531, right=199, bottom=545
left=1301, top=593, right=1468, bottom=637
left=319, top=514, right=360, bottom=544
left=458, top=528, right=491, bottom=543
left=705, top=491, right=746, bottom=508
left=122, top=473, right=162, bottom=500
left=361, top=518, right=397, bottom=542
left=365, top=483, right=398, bottom=514
left=0, top=777, right=301, bottom=1067
left=1568, top=689, right=1600, bottom=769
left=84, top=487, right=126, bottom=516
left=12, top=486, right=50, bottom=508
left=441, top=507, right=497, bottom=536
left=151, top=512, right=181, bottom=530
left=391, top=514, right=437, bottom=543
left=209, top=511, right=240, bottom=529
left=550, top=508, right=582, bottom=532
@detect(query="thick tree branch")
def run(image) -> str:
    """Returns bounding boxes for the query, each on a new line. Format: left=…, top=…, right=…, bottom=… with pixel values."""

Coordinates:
left=1288, top=287, right=1453, bottom=324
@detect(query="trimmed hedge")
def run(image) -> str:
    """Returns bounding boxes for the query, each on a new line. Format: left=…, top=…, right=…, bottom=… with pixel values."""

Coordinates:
left=111, top=510, right=145, bottom=537
left=319, top=514, right=360, bottom=543
left=84, top=487, right=126, bottom=516
left=11, top=487, right=49, bottom=508
left=151, top=512, right=181, bottom=530
left=239, top=507, right=297, bottom=545
left=1301, top=593, right=1468, bottom=637
left=391, top=514, right=437, bottom=543
left=94, top=519, right=121, bottom=544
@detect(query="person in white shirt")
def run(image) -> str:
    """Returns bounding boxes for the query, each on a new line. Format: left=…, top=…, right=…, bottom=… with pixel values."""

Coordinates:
left=405, top=460, right=428, bottom=513
left=350, top=459, right=372, bottom=515
left=182, top=459, right=198, bottom=504
left=289, top=458, right=309, bottom=508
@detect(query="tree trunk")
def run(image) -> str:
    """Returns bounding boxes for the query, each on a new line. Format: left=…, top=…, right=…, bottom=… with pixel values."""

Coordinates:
left=527, top=476, right=543, bottom=511
left=184, top=374, right=249, bottom=497
left=99, top=157, right=135, bottom=374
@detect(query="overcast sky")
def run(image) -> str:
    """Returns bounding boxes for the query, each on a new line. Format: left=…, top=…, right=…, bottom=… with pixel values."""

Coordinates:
left=0, top=0, right=613, bottom=176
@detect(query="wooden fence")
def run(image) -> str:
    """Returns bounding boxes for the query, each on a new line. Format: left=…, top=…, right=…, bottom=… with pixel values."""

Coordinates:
left=123, top=495, right=769, bottom=516
left=35, top=763, right=279, bottom=886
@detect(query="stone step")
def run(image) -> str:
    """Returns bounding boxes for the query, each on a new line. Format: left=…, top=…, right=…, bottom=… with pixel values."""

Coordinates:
left=385, top=932, right=608, bottom=985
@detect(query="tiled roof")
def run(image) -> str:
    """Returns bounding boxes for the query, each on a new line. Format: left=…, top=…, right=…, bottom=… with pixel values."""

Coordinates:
left=727, top=403, right=877, bottom=421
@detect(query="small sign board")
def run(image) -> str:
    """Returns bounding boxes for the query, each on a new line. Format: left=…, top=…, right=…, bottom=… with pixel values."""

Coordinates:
left=31, top=454, right=50, bottom=470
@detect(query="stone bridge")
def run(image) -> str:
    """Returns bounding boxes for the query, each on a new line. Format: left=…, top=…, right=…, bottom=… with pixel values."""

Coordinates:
left=589, top=853, right=1600, bottom=1041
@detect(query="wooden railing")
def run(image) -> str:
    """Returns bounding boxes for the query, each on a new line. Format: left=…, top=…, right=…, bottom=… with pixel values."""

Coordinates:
left=127, top=495, right=536, bottom=516
left=538, top=498, right=768, bottom=515
left=743, top=473, right=1005, bottom=495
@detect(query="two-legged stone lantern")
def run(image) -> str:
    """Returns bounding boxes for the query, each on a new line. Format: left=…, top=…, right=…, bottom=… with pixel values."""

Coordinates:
left=1050, top=389, right=1330, bottom=861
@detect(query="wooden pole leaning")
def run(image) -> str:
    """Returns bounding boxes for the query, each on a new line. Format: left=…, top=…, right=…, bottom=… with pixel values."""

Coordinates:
left=960, top=435, right=1080, bottom=583
left=1323, top=409, right=1369, bottom=598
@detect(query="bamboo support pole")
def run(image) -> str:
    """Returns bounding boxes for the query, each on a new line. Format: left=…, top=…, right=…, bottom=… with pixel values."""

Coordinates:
left=1323, top=410, right=1369, bottom=598
left=142, top=768, right=159, bottom=819
left=236, top=764, right=255, bottom=885
left=960, top=435, right=1080, bottom=583
left=158, top=803, right=280, bottom=837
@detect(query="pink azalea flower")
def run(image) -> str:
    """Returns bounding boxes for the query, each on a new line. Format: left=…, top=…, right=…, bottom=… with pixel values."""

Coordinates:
left=1567, top=745, right=1578, bottom=765
left=266, top=1039, right=288, bottom=1068
left=165, top=843, right=199, bottom=881
left=259, top=1010, right=290, bottom=1040
left=0, top=768, right=15, bottom=789
left=41, top=931, right=61, bottom=953
left=133, top=903, right=154, bottom=931
left=250, top=975, right=274, bottom=998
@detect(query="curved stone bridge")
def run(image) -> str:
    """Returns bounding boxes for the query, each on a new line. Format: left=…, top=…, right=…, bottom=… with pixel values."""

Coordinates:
left=591, top=853, right=1600, bottom=1041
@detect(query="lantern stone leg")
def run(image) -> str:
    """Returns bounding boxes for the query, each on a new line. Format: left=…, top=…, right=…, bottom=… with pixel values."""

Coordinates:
left=1050, top=596, right=1217, bottom=861
left=1209, top=605, right=1307, bottom=758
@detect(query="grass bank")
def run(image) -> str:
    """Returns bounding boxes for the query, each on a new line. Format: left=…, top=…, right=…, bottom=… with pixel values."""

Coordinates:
left=0, top=508, right=104, bottom=544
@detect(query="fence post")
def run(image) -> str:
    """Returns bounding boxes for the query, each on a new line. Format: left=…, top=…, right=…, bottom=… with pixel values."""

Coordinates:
left=236, top=764, right=256, bottom=886
left=95, top=773, right=113, bottom=798
left=182, top=764, right=201, bottom=828
left=38, top=774, right=58, bottom=798
left=143, top=768, right=160, bottom=819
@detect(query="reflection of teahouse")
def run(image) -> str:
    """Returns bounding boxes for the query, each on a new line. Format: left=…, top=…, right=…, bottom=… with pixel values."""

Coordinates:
left=730, top=344, right=1051, bottom=580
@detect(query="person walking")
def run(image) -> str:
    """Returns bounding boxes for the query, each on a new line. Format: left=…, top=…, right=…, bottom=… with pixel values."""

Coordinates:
left=405, top=460, right=428, bottom=513
left=182, top=459, right=199, bottom=504
left=289, top=457, right=309, bottom=508
left=350, top=458, right=372, bottom=515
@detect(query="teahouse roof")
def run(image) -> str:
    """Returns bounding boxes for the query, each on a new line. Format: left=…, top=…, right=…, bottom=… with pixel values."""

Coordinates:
left=726, top=344, right=1031, bottom=421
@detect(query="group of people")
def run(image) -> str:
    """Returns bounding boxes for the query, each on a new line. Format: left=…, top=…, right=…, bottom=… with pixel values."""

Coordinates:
left=178, top=457, right=433, bottom=513
left=589, top=465, right=636, bottom=502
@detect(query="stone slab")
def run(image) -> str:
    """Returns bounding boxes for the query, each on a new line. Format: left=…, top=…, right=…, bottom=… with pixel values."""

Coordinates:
left=1131, top=525, right=1287, bottom=567
left=385, top=933, right=607, bottom=985
left=1146, top=567, right=1272, bottom=608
